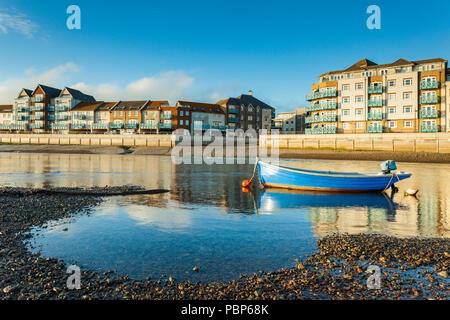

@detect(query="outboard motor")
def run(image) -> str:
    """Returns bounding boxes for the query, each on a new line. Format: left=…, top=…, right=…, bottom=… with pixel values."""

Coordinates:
left=380, top=160, right=397, bottom=174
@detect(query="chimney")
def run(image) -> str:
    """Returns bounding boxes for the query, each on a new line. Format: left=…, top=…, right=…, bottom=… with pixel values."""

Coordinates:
left=248, top=90, right=253, bottom=96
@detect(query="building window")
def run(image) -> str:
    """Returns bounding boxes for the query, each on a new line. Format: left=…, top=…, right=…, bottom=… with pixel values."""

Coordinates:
left=403, top=106, right=412, bottom=113
left=342, top=84, right=350, bottom=91
left=186, top=120, right=189, bottom=126
left=355, top=96, right=363, bottom=103
left=388, top=93, right=396, bottom=101
left=356, top=122, right=364, bottom=129
left=343, top=97, right=350, bottom=104
left=388, top=121, right=397, bottom=128
left=120, top=111, right=123, bottom=116
left=403, top=92, right=412, bottom=100
left=128, top=111, right=131, bottom=116
left=113, top=111, right=117, bottom=116
left=355, top=83, right=363, bottom=90
left=180, top=111, right=183, bottom=116
left=388, top=107, right=396, bottom=114
left=356, top=109, right=363, bottom=115
left=343, top=109, right=350, bottom=116
left=343, top=123, right=350, bottom=129
left=404, top=121, right=413, bottom=128
left=388, top=80, right=396, bottom=87
left=403, top=79, right=412, bottom=86
left=180, top=120, right=183, bottom=125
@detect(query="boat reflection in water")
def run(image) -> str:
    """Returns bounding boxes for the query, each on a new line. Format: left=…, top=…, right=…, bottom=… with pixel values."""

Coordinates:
left=256, top=188, right=401, bottom=236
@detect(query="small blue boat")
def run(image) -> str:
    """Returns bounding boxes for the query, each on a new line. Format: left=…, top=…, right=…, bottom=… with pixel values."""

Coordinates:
left=257, top=160, right=412, bottom=192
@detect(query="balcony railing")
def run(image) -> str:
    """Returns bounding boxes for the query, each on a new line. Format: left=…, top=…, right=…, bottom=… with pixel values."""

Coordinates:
left=14, top=107, right=29, bottom=113
left=51, top=123, right=68, bottom=130
left=420, top=96, right=439, bottom=104
left=55, top=115, right=70, bottom=121
left=139, top=122, right=157, bottom=129
left=92, top=122, right=108, bottom=129
left=31, top=97, right=44, bottom=103
left=71, top=123, right=88, bottom=129
left=30, top=105, right=44, bottom=112
left=367, top=112, right=384, bottom=120
left=47, top=115, right=55, bottom=121
left=13, top=115, right=29, bottom=121
left=124, top=122, right=138, bottom=129
left=305, top=114, right=337, bottom=123
left=420, top=80, right=439, bottom=90
left=30, top=114, right=44, bottom=120
left=30, top=123, right=44, bottom=129
left=368, top=86, right=383, bottom=94
left=306, top=101, right=338, bottom=112
left=73, top=114, right=90, bottom=120
left=420, top=109, right=439, bottom=118
left=305, top=126, right=337, bottom=134
left=160, top=114, right=172, bottom=119
left=228, top=108, right=239, bottom=114
left=47, top=105, right=55, bottom=112
left=9, top=123, right=28, bottom=130
left=367, top=99, right=383, bottom=107
left=228, top=117, right=239, bottom=123
left=367, top=125, right=383, bottom=133
left=306, top=90, right=337, bottom=101
left=159, top=123, right=173, bottom=129
left=420, top=123, right=439, bottom=133
left=55, top=105, right=70, bottom=112
left=109, top=122, right=123, bottom=129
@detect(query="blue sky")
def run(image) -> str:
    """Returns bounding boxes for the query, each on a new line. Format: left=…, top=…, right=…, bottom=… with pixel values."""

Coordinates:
left=0, top=0, right=449, bottom=111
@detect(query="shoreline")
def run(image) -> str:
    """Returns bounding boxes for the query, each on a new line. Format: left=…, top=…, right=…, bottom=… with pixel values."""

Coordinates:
left=1, top=143, right=450, bottom=163
left=0, top=186, right=448, bottom=300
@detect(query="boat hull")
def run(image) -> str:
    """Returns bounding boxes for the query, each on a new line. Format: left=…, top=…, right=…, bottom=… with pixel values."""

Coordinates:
left=257, top=161, right=412, bottom=192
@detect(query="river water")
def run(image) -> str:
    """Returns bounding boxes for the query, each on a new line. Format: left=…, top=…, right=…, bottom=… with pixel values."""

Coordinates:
left=0, top=153, right=448, bottom=282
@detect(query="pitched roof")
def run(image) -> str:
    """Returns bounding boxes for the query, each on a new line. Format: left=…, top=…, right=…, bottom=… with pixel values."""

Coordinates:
left=34, top=84, right=61, bottom=97
left=177, top=101, right=224, bottom=113
left=17, top=88, right=33, bottom=98
left=112, top=100, right=150, bottom=110
left=388, top=58, right=413, bottom=67
left=71, top=101, right=104, bottom=112
left=344, top=58, right=378, bottom=71
left=96, top=102, right=118, bottom=111
left=62, top=87, right=96, bottom=102
left=0, top=105, right=13, bottom=113
left=142, top=100, right=169, bottom=109
left=216, top=94, right=274, bottom=110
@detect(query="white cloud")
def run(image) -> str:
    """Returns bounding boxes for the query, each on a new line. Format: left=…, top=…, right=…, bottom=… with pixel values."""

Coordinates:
left=0, top=62, right=80, bottom=103
left=72, top=71, right=195, bottom=103
left=0, top=10, right=38, bottom=38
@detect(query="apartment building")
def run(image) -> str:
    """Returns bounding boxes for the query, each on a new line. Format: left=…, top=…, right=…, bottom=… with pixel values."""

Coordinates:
left=140, top=101, right=170, bottom=133
left=177, top=101, right=225, bottom=133
left=52, top=87, right=96, bottom=133
left=0, top=105, right=13, bottom=131
left=29, top=84, right=61, bottom=132
left=110, top=101, right=150, bottom=132
left=305, top=58, right=449, bottom=134
left=69, top=101, right=104, bottom=132
left=92, top=102, right=117, bottom=132
left=12, top=89, right=32, bottom=131
left=217, top=91, right=275, bottom=131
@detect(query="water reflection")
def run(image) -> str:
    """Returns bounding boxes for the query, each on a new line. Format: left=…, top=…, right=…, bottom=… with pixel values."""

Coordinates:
left=0, top=153, right=448, bottom=281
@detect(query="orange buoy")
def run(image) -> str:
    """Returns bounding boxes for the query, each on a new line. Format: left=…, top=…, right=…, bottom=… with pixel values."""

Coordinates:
left=242, top=180, right=251, bottom=188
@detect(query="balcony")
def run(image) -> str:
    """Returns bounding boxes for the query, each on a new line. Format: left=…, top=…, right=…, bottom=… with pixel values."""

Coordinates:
left=272, top=112, right=276, bottom=118
left=139, top=122, right=157, bottom=129
left=367, top=99, right=383, bottom=107
left=93, top=122, right=108, bottom=129
left=228, top=117, right=239, bottom=123
left=367, top=112, right=384, bottom=120
left=305, top=126, right=337, bottom=134
left=306, top=90, right=337, bottom=101
left=31, top=97, right=44, bottom=103
left=159, top=123, right=173, bottom=129
left=47, top=115, right=55, bottom=121
left=160, top=113, right=172, bottom=120
left=305, top=114, right=337, bottom=123
left=13, top=115, right=29, bottom=121
left=109, top=122, right=123, bottom=129
left=368, top=86, right=383, bottom=94
left=52, top=123, right=68, bottom=130
left=124, top=122, right=138, bottom=129
left=71, top=123, right=88, bottom=130
left=420, top=96, right=439, bottom=104
left=30, top=105, right=44, bottom=112
left=9, top=123, right=28, bottom=130
left=47, top=105, right=55, bottom=112
left=367, top=125, right=383, bottom=133
left=420, top=123, right=439, bottom=133
left=14, top=107, right=29, bottom=113
left=55, top=115, right=70, bottom=121
left=420, top=80, right=439, bottom=90
left=420, top=109, right=439, bottom=118
left=73, top=114, right=90, bottom=120
left=30, top=114, right=44, bottom=120
left=30, top=123, right=44, bottom=129
left=55, top=105, right=70, bottom=112
left=228, top=107, right=239, bottom=114
left=306, top=101, right=337, bottom=112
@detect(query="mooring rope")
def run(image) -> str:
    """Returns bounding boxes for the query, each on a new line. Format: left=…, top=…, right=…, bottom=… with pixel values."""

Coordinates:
left=382, top=172, right=400, bottom=193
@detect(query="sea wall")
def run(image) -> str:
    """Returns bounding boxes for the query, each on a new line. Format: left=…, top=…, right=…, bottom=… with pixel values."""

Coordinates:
left=0, top=133, right=174, bottom=147
left=260, top=132, right=450, bottom=154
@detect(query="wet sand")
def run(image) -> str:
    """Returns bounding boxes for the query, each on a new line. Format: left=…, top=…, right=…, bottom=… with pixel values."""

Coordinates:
left=1, top=143, right=450, bottom=163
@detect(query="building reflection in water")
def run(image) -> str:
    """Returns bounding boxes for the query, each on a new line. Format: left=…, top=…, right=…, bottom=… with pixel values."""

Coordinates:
left=0, top=153, right=448, bottom=237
